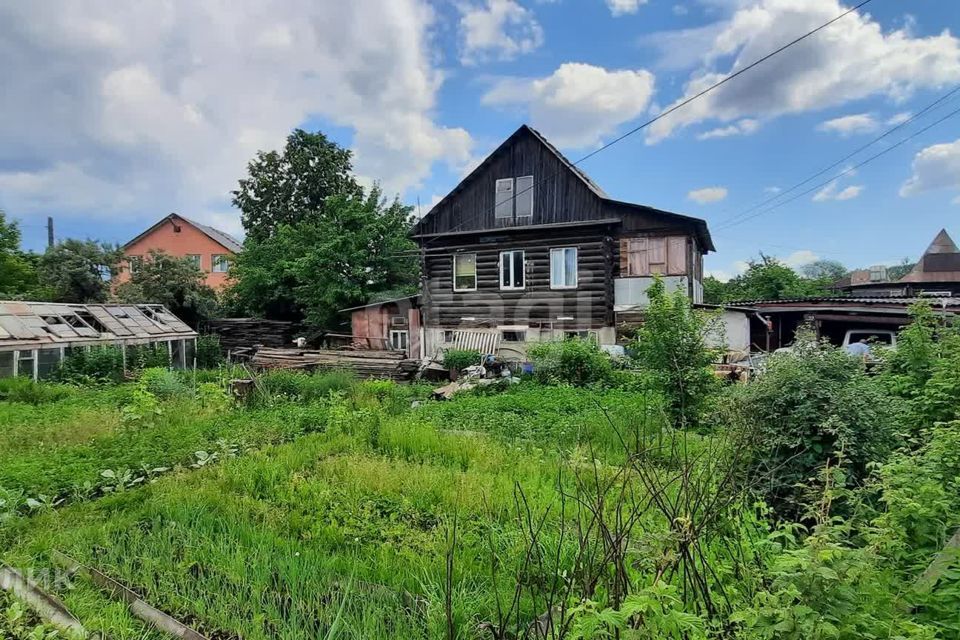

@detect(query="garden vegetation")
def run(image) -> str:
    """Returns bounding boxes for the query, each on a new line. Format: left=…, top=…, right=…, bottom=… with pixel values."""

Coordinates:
left=1, top=296, right=959, bottom=639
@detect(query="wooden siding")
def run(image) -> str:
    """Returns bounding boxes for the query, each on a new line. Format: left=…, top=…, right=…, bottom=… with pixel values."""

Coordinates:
left=422, top=232, right=613, bottom=328
left=416, top=130, right=604, bottom=235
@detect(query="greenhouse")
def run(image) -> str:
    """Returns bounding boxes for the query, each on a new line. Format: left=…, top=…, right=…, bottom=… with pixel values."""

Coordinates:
left=0, top=301, right=198, bottom=380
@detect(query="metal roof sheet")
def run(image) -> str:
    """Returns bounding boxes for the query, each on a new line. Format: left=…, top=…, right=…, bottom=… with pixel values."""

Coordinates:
left=734, top=296, right=960, bottom=307
left=0, top=301, right=197, bottom=348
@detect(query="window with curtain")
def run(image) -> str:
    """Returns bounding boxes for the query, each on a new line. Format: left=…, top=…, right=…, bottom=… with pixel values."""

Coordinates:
left=500, top=250, right=525, bottom=290
left=550, top=247, right=578, bottom=289
left=453, top=253, right=477, bottom=291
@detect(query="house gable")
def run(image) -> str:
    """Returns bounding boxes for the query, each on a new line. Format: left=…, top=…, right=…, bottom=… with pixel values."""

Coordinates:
left=413, top=125, right=607, bottom=236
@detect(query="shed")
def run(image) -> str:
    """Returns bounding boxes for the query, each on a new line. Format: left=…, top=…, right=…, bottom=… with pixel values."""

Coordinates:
left=339, top=295, right=422, bottom=358
left=0, top=301, right=198, bottom=380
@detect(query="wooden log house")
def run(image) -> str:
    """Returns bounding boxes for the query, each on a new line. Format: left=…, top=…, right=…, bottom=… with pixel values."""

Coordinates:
left=349, top=125, right=716, bottom=358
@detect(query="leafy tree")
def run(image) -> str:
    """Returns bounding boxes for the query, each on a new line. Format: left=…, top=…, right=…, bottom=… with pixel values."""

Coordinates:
left=38, top=239, right=121, bottom=303
left=885, top=258, right=916, bottom=281
left=724, top=254, right=821, bottom=302
left=701, top=275, right=726, bottom=305
left=800, top=259, right=847, bottom=283
left=114, top=250, right=218, bottom=327
left=0, top=210, right=40, bottom=297
left=228, top=188, right=419, bottom=327
left=232, top=129, right=361, bottom=242
left=631, top=276, right=721, bottom=430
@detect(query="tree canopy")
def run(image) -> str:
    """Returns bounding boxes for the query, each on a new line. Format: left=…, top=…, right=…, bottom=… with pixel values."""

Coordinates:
left=232, top=129, right=362, bottom=242
left=114, top=250, right=218, bottom=327
left=704, top=254, right=844, bottom=304
left=0, top=211, right=40, bottom=297
left=226, top=188, right=419, bottom=327
left=38, top=239, right=122, bottom=303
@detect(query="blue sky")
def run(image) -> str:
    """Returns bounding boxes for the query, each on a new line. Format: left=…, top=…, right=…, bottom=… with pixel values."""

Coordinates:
left=1, top=0, right=959, bottom=280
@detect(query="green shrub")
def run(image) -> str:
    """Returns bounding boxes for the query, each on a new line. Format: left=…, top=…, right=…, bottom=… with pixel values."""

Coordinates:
left=527, top=338, right=613, bottom=386
left=56, top=346, right=125, bottom=383
left=0, top=377, right=74, bottom=404
left=442, top=349, right=481, bottom=372
left=256, top=369, right=356, bottom=404
left=728, top=336, right=901, bottom=520
left=139, top=367, right=189, bottom=398
left=196, top=334, right=225, bottom=369
left=127, top=343, right=171, bottom=370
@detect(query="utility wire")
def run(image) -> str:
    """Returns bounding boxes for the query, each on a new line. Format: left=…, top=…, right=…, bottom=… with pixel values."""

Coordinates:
left=715, top=83, right=960, bottom=229
left=420, top=0, right=877, bottom=246
left=715, top=104, right=960, bottom=232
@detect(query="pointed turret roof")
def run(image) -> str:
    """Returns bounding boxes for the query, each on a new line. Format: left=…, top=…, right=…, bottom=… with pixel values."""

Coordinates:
left=900, top=228, right=960, bottom=283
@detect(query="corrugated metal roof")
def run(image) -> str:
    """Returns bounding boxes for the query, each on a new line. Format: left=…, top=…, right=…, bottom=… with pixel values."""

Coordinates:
left=0, top=301, right=197, bottom=349
left=735, top=296, right=960, bottom=307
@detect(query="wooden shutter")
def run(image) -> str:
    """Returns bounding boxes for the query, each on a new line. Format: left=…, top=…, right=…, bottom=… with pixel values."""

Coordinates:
left=667, top=236, right=687, bottom=275
left=648, top=237, right=666, bottom=274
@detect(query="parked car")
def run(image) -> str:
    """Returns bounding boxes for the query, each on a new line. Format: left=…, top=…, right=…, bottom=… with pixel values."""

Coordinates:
left=842, top=329, right=897, bottom=351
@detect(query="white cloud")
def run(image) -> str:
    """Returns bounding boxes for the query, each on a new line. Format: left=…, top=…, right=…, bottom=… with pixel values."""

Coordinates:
left=672, top=5, right=689, bottom=17
left=817, top=113, right=878, bottom=136
left=482, top=62, right=656, bottom=148
left=887, top=111, right=911, bottom=126
left=459, top=0, right=544, bottom=65
left=764, top=186, right=781, bottom=194
left=899, top=138, right=960, bottom=197
left=782, top=249, right=819, bottom=269
left=813, top=181, right=864, bottom=201
left=606, top=0, right=646, bottom=16
left=646, top=0, right=960, bottom=143
left=697, top=118, right=759, bottom=139
left=0, top=1, right=472, bottom=232
left=688, top=186, right=728, bottom=204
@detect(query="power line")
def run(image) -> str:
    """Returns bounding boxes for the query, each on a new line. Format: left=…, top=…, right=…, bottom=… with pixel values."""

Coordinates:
left=715, top=83, right=960, bottom=229
left=714, top=103, right=960, bottom=232
left=422, top=0, right=876, bottom=246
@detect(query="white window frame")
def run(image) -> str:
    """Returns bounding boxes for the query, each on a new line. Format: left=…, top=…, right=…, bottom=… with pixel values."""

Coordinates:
left=495, top=178, right=514, bottom=219
left=212, top=254, right=231, bottom=273
left=452, top=253, right=477, bottom=292
left=499, top=250, right=525, bottom=290
left=389, top=329, right=409, bottom=352
left=515, top=175, right=534, bottom=219
left=550, top=247, right=578, bottom=290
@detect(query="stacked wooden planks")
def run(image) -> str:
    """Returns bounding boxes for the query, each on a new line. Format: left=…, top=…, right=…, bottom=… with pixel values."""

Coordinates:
left=206, top=318, right=298, bottom=352
left=251, top=347, right=419, bottom=380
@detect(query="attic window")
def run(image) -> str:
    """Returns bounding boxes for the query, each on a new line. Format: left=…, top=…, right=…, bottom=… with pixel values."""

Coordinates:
left=494, top=176, right=534, bottom=220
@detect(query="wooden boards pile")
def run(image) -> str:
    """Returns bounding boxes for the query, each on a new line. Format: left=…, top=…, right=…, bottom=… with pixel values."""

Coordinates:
left=251, top=347, right=419, bottom=381
left=206, top=318, right=297, bottom=352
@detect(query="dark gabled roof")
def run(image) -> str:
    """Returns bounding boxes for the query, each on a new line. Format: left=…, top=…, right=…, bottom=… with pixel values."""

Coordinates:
left=124, top=213, right=243, bottom=254
left=414, top=125, right=713, bottom=253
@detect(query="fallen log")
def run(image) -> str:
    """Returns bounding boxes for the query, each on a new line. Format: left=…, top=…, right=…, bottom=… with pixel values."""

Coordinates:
left=50, top=551, right=209, bottom=640
left=0, top=564, right=86, bottom=638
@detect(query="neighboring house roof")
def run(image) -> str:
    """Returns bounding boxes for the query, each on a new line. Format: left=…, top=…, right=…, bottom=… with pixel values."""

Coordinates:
left=900, top=228, right=960, bottom=283
left=735, top=296, right=960, bottom=311
left=413, top=124, right=714, bottom=251
left=339, top=295, right=421, bottom=313
left=0, top=301, right=196, bottom=349
left=123, top=213, right=243, bottom=254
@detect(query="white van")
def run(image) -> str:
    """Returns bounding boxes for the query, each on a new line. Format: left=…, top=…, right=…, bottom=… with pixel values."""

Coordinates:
left=841, top=329, right=897, bottom=351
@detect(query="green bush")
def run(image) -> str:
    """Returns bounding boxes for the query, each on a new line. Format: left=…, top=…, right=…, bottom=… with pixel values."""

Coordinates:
left=0, top=377, right=74, bottom=404
left=196, top=334, right=225, bottom=369
left=442, top=349, right=481, bottom=372
left=256, top=369, right=356, bottom=404
left=527, top=338, right=613, bottom=387
left=139, top=367, right=189, bottom=398
left=56, top=346, right=125, bottom=383
left=728, top=336, right=901, bottom=520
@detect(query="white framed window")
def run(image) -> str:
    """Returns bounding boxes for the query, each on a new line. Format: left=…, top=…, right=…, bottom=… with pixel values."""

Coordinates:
left=212, top=254, right=231, bottom=273
left=515, top=175, right=533, bottom=218
left=453, top=253, right=477, bottom=292
left=550, top=247, right=578, bottom=289
left=495, top=178, right=514, bottom=219
left=499, top=250, right=525, bottom=290
left=389, top=330, right=409, bottom=352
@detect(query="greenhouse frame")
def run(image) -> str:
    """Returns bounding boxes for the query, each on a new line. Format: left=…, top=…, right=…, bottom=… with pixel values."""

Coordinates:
left=0, top=301, right=198, bottom=380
